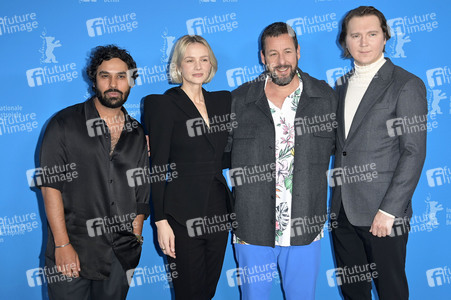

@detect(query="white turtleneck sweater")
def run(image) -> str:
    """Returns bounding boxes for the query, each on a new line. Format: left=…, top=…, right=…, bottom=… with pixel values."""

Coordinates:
left=344, top=55, right=386, bottom=138
left=344, top=54, right=394, bottom=219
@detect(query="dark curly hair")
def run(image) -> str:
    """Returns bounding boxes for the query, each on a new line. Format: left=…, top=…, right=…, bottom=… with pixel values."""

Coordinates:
left=86, top=45, right=138, bottom=90
left=339, top=6, right=391, bottom=58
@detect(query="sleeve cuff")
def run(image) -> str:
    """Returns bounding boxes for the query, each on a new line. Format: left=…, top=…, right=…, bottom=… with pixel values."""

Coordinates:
left=137, top=203, right=150, bottom=220
left=379, top=209, right=395, bottom=218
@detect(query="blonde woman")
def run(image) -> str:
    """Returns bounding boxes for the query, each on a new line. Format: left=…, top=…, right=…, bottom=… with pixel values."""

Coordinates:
left=143, top=35, right=233, bottom=299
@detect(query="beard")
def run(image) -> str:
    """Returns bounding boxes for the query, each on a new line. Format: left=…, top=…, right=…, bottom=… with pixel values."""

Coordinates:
left=267, top=64, right=297, bottom=86
left=95, top=87, right=130, bottom=109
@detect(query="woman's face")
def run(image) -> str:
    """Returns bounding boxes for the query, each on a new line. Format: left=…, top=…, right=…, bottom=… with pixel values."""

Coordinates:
left=179, top=42, right=211, bottom=86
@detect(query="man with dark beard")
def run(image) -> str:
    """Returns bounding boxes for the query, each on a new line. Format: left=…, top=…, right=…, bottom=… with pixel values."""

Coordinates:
left=226, top=22, right=337, bottom=299
left=38, top=45, right=150, bottom=300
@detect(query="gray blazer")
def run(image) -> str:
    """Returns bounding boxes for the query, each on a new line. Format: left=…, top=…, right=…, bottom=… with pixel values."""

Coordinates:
left=228, top=69, right=337, bottom=246
left=331, top=58, right=427, bottom=226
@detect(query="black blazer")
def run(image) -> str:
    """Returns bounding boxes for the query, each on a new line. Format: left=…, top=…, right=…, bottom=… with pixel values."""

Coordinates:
left=143, top=87, right=233, bottom=224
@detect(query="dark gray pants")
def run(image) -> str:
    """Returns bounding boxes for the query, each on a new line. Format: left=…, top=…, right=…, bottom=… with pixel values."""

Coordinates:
left=46, top=253, right=129, bottom=300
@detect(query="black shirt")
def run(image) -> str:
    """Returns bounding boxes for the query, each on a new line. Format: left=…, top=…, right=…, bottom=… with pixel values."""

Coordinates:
left=39, top=97, right=150, bottom=280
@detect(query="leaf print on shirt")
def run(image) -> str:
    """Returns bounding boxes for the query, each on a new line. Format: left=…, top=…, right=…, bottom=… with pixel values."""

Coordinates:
left=277, top=160, right=290, bottom=181
left=275, top=202, right=290, bottom=242
left=277, top=143, right=293, bottom=161
left=291, top=89, right=300, bottom=111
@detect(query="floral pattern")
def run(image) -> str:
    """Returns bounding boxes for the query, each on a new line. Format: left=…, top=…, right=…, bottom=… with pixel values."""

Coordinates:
left=268, top=78, right=301, bottom=245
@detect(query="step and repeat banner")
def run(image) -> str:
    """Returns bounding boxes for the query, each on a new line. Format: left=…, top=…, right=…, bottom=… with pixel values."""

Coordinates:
left=1, top=0, right=450, bottom=299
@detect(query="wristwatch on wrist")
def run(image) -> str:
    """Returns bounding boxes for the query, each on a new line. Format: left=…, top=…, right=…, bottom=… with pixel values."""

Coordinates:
left=135, top=234, right=144, bottom=246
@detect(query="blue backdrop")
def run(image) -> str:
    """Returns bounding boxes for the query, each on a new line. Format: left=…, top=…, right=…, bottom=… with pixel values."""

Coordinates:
left=1, top=0, right=450, bottom=299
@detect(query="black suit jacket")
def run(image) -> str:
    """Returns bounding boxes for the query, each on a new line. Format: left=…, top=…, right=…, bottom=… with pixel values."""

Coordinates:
left=143, top=87, right=233, bottom=224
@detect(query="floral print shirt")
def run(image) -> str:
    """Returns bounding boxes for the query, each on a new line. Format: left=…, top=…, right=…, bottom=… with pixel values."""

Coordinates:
left=267, top=74, right=300, bottom=246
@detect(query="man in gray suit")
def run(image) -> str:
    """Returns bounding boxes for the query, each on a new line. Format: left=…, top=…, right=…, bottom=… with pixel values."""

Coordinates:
left=227, top=22, right=337, bottom=299
left=330, top=6, right=427, bottom=300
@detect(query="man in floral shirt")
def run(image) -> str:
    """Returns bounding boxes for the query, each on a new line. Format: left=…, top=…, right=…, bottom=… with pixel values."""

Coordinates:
left=228, top=22, right=337, bottom=299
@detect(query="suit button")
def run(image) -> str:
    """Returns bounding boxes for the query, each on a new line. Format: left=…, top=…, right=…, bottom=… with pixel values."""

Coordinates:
left=270, top=220, right=274, bottom=224
left=342, top=151, right=347, bottom=156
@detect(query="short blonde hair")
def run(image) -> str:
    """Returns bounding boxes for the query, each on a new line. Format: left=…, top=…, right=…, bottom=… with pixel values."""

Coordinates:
left=169, top=35, right=218, bottom=84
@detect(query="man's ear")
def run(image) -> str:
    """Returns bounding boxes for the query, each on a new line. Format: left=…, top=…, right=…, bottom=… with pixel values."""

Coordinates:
left=260, top=50, right=266, bottom=65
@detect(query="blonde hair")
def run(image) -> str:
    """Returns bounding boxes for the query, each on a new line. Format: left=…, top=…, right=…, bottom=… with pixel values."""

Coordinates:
left=169, top=35, right=218, bottom=84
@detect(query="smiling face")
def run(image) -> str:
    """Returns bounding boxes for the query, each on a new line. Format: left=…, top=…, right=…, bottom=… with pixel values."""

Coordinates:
left=94, top=57, right=131, bottom=108
left=178, top=42, right=212, bottom=86
left=261, top=33, right=300, bottom=86
left=345, top=15, right=386, bottom=66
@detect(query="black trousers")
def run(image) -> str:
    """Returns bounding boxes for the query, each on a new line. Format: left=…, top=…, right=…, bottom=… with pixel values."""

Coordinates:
left=167, top=179, right=229, bottom=300
left=331, top=205, right=409, bottom=300
left=46, top=253, right=129, bottom=300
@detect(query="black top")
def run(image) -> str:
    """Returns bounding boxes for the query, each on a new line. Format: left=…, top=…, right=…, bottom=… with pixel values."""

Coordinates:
left=39, top=97, right=150, bottom=280
left=143, top=87, right=233, bottom=224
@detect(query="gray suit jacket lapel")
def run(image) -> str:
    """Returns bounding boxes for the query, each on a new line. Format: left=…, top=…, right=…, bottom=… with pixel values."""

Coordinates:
left=337, top=81, right=347, bottom=148
left=345, top=59, right=395, bottom=143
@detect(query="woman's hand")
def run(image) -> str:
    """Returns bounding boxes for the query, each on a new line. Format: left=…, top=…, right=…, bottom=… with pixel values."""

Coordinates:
left=155, top=219, right=176, bottom=258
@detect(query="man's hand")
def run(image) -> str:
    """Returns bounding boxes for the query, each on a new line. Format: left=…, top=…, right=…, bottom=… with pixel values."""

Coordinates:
left=155, top=220, right=176, bottom=258
left=55, top=244, right=81, bottom=277
left=369, top=211, right=395, bottom=237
